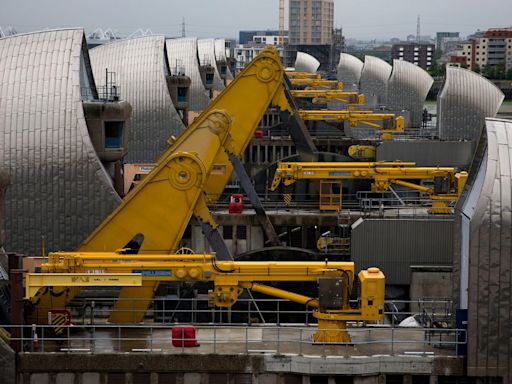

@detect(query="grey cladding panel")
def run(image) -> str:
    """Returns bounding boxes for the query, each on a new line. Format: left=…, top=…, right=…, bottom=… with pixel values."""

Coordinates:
left=336, top=53, right=363, bottom=92
left=376, top=140, right=475, bottom=168
left=351, top=219, right=453, bottom=285
left=294, top=52, right=320, bottom=73
left=453, top=118, right=512, bottom=380
left=198, top=38, right=225, bottom=91
left=387, top=60, right=433, bottom=128
left=214, top=38, right=234, bottom=80
left=437, top=67, right=504, bottom=140
left=90, top=35, right=185, bottom=163
left=0, top=29, right=121, bottom=254
left=359, top=55, right=391, bottom=108
left=166, top=37, right=210, bottom=111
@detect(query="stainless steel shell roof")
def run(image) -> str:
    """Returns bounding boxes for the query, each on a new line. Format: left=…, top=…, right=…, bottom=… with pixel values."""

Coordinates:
left=453, top=118, right=512, bottom=380
left=166, top=37, right=210, bottom=111
left=0, top=29, right=121, bottom=254
left=359, top=55, right=392, bottom=107
left=214, top=38, right=234, bottom=80
left=387, top=60, right=434, bottom=128
left=336, top=53, right=363, bottom=92
left=90, top=35, right=185, bottom=163
left=294, top=52, right=320, bottom=73
left=437, top=67, right=504, bottom=140
left=198, top=38, right=225, bottom=91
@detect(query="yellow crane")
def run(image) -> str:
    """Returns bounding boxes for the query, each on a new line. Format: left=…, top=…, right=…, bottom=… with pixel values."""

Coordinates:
left=290, top=90, right=365, bottom=106
left=285, top=71, right=322, bottom=79
left=30, top=47, right=294, bottom=324
left=298, top=110, right=405, bottom=140
left=289, top=78, right=343, bottom=90
left=270, top=161, right=468, bottom=213
left=26, top=251, right=385, bottom=342
left=27, top=48, right=385, bottom=335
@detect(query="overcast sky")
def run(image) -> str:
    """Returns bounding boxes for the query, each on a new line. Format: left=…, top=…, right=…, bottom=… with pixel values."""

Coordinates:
left=1, top=0, right=511, bottom=40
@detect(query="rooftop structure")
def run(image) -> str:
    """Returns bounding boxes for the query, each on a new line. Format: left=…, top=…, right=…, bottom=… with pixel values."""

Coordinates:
left=359, top=55, right=392, bottom=108
left=336, top=53, right=364, bottom=91
left=198, top=38, right=225, bottom=92
left=0, top=29, right=122, bottom=254
left=454, top=118, right=512, bottom=382
left=89, top=35, right=186, bottom=163
left=214, top=38, right=234, bottom=82
left=387, top=59, right=434, bottom=128
left=294, top=51, right=320, bottom=73
left=437, top=67, right=504, bottom=140
left=166, top=37, right=210, bottom=112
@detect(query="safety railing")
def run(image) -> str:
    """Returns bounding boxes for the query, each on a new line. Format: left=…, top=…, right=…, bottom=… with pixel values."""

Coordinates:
left=3, top=323, right=466, bottom=356
left=29, top=297, right=454, bottom=329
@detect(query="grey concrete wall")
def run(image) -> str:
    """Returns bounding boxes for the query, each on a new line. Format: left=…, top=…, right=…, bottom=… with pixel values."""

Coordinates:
left=16, top=353, right=464, bottom=384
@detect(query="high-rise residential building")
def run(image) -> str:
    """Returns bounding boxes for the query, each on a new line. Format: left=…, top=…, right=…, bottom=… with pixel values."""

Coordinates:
left=289, top=0, right=334, bottom=45
left=449, top=28, right=512, bottom=71
left=391, top=42, right=435, bottom=69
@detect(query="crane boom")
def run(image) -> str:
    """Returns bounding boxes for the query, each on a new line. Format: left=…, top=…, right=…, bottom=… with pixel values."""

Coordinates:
left=28, top=251, right=385, bottom=342
left=290, top=90, right=365, bottom=105
left=79, top=48, right=290, bottom=254
left=29, top=48, right=293, bottom=324
left=270, top=161, right=468, bottom=213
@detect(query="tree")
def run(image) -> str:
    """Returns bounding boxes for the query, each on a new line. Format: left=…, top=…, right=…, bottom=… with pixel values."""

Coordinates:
left=507, top=68, right=512, bottom=80
left=494, top=63, right=506, bottom=79
left=474, top=64, right=481, bottom=74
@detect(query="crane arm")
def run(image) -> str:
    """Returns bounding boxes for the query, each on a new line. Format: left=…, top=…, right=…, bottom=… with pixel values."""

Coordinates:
left=27, top=251, right=384, bottom=342
left=298, top=110, right=404, bottom=139
left=289, top=78, right=343, bottom=90
left=290, top=90, right=365, bottom=105
left=79, top=47, right=290, bottom=254
left=270, top=161, right=468, bottom=211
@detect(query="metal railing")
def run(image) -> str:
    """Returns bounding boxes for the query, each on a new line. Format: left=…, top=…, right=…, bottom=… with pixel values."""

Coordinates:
left=29, top=297, right=454, bottom=329
left=4, top=323, right=466, bottom=356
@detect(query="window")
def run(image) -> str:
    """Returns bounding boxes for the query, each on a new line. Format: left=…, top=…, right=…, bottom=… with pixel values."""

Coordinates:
left=177, top=87, right=188, bottom=102
left=104, top=121, right=124, bottom=149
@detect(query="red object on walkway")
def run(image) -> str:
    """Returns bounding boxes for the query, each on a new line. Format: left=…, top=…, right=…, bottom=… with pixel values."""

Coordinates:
left=228, top=194, right=244, bottom=214
left=254, top=130, right=264, bottom=138
left=172, top=326, right=200, bottom=347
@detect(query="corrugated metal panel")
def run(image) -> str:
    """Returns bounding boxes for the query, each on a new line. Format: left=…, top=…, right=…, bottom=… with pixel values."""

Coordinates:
left=166, top=37, right=210, bottom=111
left=90, top=35, right=185, bottom=163
left=359, top=55, right=391, bottom=107
left=336, top=53, right=363, bottom=92
left=198, top=38, right=225, bottom=91
left=387, top=60, right=433, bottom=128
left=351, top=218, right=453, bottom=285
left=0, top=29, right=121, bottom=254
left=294, top=52, right=320, bottom=73
left=376, top=140, right=475, bottom=168
left=437, top=67, right=504, bottom=140
left=214, top=38, right=234, bottom=80
left=453, top=118, right=512, bottom=380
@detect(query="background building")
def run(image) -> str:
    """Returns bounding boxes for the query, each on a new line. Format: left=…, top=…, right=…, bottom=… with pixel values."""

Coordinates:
left=391, top=42, right=435, bottom=69
left=288, top=0, right=334, bottom=45
left=436, top=32, right=460, bottom=51
left=286, top=0, right=339, bottom=71
left=449, top=27, right=512, bottom=72
left=239, top=30, right=283, bottom=44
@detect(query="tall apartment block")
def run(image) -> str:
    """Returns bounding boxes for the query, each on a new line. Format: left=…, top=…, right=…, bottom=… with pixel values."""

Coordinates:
left=289, top=0, right=334, bottom=45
